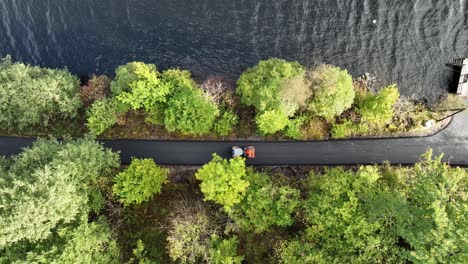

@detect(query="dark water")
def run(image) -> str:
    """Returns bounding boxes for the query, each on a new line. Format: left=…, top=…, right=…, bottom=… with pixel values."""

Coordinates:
left=1, top=0, right=467, bottom=100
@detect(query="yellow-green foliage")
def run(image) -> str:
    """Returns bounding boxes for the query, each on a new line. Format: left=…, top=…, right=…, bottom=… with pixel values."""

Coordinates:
left=357, top=84, right=400, bottom=127
left=86, top=98, right=129, bottom=135
left=331, top=120, right=369, bottom=139
left=308, top=65, right=355, bottom=121
left=195, top=154, right=249, bottom=212
left=255, top=110, right=290, bottom=135
left=113, top=158, right=169, bottom=206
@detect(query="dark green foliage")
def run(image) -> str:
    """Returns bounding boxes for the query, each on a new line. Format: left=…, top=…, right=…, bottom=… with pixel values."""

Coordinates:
left=0, top=56, right=81, bottom=131
left=308, top=65, right=355, bottom=121
left=113, top=158, right=169, bottom=206
left=164, top=87, right=219, bottom=136
left=230, top=172, right=300, bottom=233
left=276, top=151, right=467, bottom=264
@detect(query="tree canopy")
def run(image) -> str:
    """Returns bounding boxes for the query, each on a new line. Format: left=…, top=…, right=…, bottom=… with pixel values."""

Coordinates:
left=113, top=158, right=169, bottom=206
left=0, top=56, right=81, bottom=131
left=195, top=155, right=250, bottom=211
left=308, top=65, right=355, bottom=121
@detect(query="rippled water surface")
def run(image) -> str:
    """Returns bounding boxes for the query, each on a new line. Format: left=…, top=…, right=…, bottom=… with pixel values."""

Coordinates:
left=1, top=0, right=467, bottom=99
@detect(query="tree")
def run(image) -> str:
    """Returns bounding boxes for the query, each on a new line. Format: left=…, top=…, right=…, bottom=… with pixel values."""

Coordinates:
left=115, top=62, right=171, bottom=110
left=1, top=217, right=121, bottom=264
left=195, top=154, right=249, bottom=211
left=255, top=110, right=290, bottom=135
left=80, top=75, right=111, bottom=105
left=208, top=235, right=243, bottom=264
left=357, top=84, right=400, bottom=127
left=237, top=58, right=306, bottom=112
left=308, top=65, right=355, bottom=121
left=0, top=138, right=119, bottom=248
left=230, top=172, right=300, bottom=233
left=0, top=56, right=81, bottom=131
left=113, top=158, right=169, bottom=206
left=164, top=87, right=219, bottom=136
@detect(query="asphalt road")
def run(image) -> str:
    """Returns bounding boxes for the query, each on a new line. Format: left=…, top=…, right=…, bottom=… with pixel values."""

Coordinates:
left=1, top=109, right=467, bottom=166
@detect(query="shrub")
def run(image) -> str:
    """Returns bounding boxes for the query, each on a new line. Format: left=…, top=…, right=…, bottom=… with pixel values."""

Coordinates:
left=302, top=117, right=329, bottom=140
left=195, top=154, right=249, bottom=211
left=357, top=84, right=400, bottom=127
left=166, top=201, right=218, bottom=264
left=284, top=116, right=307, bottom=139
left=208, top=235, right=243, bottom=264
left=331, top=120, right=369, bottom=138
left=308, top=65, right=355, bottom=121
left=229, top=172, right=300, bottom=233
left=256, top=110, right=290, bottom=135
left=80, top=75, right=111, bottom=105
left=113, top=158, right=169, bottom=206
left=164, top=87, right=220, bottom=136
left=0, top=56, right=81, bottom=131
left=86, top=98, right=129, bottom=135
left=115, top=62, right=171, bottom=110
left=214, top=110, right=239, bottom=136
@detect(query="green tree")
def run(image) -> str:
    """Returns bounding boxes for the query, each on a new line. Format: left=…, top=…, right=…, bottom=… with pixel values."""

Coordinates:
left=230, top=172, right=300, bottom=233
left=86, top=98, right=129, bottom=135
left=0, top=56, right=81, bottom=131
left=208, top=235, right=243, bottom=264
left=255, top=110, right=290, bottom=135
left=237, top=58, right=306, bottom=112
left=1, top=217, right=120, bottom=264
left=115, top=62, right=171, bottom=110
left=308, top=65, right=355, bottom=121
left=113, top=158, right=169, bottom=206
left=195, top=154, right=249, bottom=211
left=357, top=84, right=400, bottom=127
left=0, top=138, right=119, bottom=248
left=164, top=87, right=219, bottom=136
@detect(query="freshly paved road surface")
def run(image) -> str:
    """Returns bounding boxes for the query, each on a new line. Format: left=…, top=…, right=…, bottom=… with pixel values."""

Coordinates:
left=0, top=109, right=467, bottom=166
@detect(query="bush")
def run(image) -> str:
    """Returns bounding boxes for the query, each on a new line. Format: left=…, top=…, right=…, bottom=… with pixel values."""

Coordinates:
left=229, top=172, right=300, bottom=233
left=115, top=62, right=171, bottom=110
left=208, top=235, right=243, bottom=264
left=86, top=98, right=129, bottom=135
left=308, top=65, right=355, bottom=121
left=0, top=56, right=81, bottom=131
left=284, top=116, right=307, bottom=139
left=195, top=154, right=249, bottom=212
left=256, top=110, right=290, bottom=135
left=302, top=117, right=329, bottom=140
left=214, top=110, right=239, bottom=136
left=166, top=201, right=218, bottom=264
left=164, top=87, right=220, bottom=136
left=113, top=158, right=169, bottom=206
left=80, top=75, right=111, bottom=105
left=331, top=120, right=369, bottom=138
left=357, top=84, right=400, bottom=127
